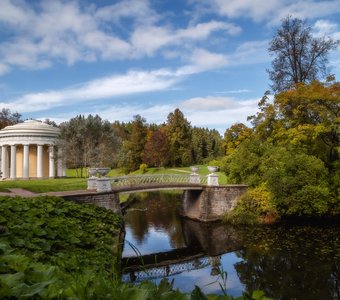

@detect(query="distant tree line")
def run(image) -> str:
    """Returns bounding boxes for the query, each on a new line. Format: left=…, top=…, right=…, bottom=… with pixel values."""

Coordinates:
left=54, top=108, right=223, bottom=175
left=112, top=108, right=223, bottom=173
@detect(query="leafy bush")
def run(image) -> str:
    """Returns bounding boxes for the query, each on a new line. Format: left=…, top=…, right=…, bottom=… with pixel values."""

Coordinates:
left=264, top=149, right=331, bottom=216
left=225, top=184, right=278, bottom=225
left=139, top=163, right=148, bottom=174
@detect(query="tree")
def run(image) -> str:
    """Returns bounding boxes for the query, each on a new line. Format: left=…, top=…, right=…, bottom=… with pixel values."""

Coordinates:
left=223, top=123, right=253, bottom=156
left=165, top=109, right=192, bottom=166
left=263, top=147, right=331, bottom=216
left=122, top=115, right=148, bottom=172
left=268, top=16, right=339, bottom=93
left=0, top=108, right=22, bottom=129
left=142, top=129, right=169, bottom=167
left=273, top=80, right=340, bottom=168
left=58, top=115, right=118, bottom=177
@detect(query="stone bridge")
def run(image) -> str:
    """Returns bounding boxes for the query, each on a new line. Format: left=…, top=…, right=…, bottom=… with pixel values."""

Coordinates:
left=62, top=174, right=247, bottom=222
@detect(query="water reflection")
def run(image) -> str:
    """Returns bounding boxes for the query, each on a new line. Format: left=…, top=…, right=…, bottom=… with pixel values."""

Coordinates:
left=122, top=192, right=340, bottom=299
left=124, top=192, right=186, bottom=250
left=233, top=225, right=340, bottom=300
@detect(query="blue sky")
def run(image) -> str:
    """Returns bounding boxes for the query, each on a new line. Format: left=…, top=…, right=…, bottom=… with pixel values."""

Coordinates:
left=1, top=0, right=340, bottom=133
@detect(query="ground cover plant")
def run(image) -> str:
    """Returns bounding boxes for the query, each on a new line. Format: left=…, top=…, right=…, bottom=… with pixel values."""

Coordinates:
left=0, top=196, right=122, bottom=298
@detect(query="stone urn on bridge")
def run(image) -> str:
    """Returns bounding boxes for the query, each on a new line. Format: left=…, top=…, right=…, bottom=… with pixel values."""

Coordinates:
left=87, top=167, right=111, bottom=191
left=207, top=166, right=219, bottom=186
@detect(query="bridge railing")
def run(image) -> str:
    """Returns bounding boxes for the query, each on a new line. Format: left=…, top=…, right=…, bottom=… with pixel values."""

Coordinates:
left=122, top=257, right=210, bottom=282
left=110, top=174, right=208, bottom=188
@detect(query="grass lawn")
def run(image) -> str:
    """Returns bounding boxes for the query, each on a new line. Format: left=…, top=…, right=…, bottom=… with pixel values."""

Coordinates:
left=0, top=178, right=87, bottom=193
left=0, top=165, right=228, bottom=193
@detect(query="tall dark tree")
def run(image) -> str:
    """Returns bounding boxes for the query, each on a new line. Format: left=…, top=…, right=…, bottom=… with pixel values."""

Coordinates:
left=122, top=115, right=148, bottom=172
left=268, top=16, right=339, bottom=93
left=165, top=108, right=192, bottom=166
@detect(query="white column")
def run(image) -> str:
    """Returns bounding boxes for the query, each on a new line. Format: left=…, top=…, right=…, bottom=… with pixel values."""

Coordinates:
left=49, top=145, right=55, bottom=178
left=1, top=145, right=7, bottom=178
left=10, top=145, right=16, bottom=179
left=37, top=144, right=43, bottom=178
left=23, top=144, right=29, bottom=179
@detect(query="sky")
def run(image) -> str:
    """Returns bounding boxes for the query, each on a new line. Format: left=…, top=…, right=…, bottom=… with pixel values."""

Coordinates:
left=0, top=0, right=340, bottom=133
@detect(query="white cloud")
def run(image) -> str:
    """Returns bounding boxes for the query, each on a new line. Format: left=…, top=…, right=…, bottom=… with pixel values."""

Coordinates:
left=181, top=97, right=260, bottom=130
left=130, top=21, right=240, bottom=57
left=227, top=40, right=270, bottom=66
left=314, top=20, right=338, bottom=36
left=273, top=1, right=340, bottom=24
left=215, top=89, right=251, bottom=94
left=0, top=63, right=10, bottom=75
left=188, top=48, right=229, bottom=70
left=0, top=0, right=240, bottom=74
left=0, top=0, right=33, bottom=26
left=199, top=0, right=340, bottom=24
left=210, top=0, right=280, bottom=22
left=95, top=0, right=159, bottom=26
left=181, top=96, right=239, bottom=111
left=0, top=69, right=181, bottom=113
left=313, top=19, right=340, bottom=40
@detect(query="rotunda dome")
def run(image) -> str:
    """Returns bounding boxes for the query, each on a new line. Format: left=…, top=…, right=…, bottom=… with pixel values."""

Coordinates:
left=0, top=120, right=60, bottom=145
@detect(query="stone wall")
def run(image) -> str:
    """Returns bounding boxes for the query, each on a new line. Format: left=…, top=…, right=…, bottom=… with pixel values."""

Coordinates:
left=181, top=185, right=247, bottom=222
left=61, top=192, right=122, bottom=215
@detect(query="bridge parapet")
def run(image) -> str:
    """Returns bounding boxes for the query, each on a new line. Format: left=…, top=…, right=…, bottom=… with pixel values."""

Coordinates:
left=110, top=174, right=208, bottom=188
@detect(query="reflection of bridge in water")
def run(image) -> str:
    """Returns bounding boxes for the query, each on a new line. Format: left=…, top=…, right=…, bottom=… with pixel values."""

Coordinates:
left=122, top=219, right=242, bottom=282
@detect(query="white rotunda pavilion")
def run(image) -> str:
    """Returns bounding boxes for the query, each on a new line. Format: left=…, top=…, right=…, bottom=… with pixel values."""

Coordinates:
left=0, top=120, right=66, bottom=179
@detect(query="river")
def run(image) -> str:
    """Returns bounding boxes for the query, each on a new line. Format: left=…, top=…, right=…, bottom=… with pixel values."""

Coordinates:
left=121, top=191, right=340, bottom=299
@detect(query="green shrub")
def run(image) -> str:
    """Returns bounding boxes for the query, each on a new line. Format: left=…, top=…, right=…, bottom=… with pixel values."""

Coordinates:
left=264, top=149, right=332, bottom=216
left=139, top=163, right=148, bottom=174
left=224, top=184, right=278, bottom=225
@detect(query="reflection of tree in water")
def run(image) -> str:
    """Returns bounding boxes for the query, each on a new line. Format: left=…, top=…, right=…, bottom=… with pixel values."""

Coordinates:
left=125, top=209, right=149, bottom=245
left=124, top=192, right=186, bottom=248
left=232, top=224, right=340, bottom=300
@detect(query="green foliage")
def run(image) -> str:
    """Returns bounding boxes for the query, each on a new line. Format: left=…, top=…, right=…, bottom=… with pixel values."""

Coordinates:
left=225, top=184, right=278, bottom=225
left=166, top=108, right=193, bottom=167
left=264, top=149, right=331, bottom=216
left=192, top=127, right=223, bottom=164
left=139, top=164, right=148, bottom=174
left=224, top=80, right=339, bottom=219
left=0, top=195, right=124, bottom=298
left=223, top=123, right=252, bottom=156
left=226, top=138, right=270, bottom=187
